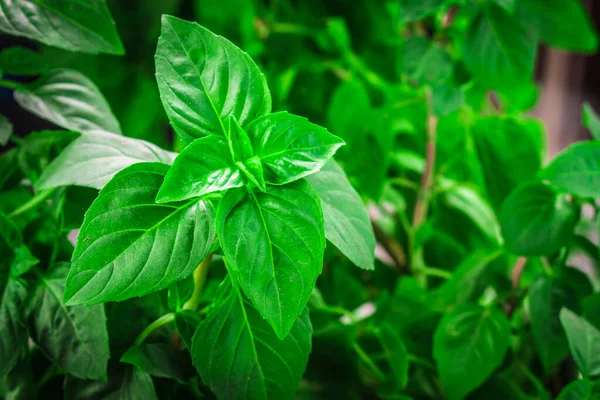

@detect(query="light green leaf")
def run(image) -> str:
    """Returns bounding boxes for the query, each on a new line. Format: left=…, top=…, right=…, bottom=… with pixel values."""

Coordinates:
left=529, top=274, right=573, bottom=371
left=227, top=116, right=254, bottom=162
left=540, top=141, right=600, bottom=198
left=377, top=323, right=409, bottom=389
left=37, top=130, right=176, bottom=190
left=463, top=4, right=537, bottom=88
left=27, top=263, right=109, bottom=380
left=560, top=308, right=600, bottom=378
left=0, top=47, right=50, bottom=75
left=517, top=0, right=598, bottom=53
left=582, top=103, right=600, bottom=141
left=121, top=343, right=195, bottom=382
left=245, top=112, right=344, bottom=185
left=0, top=0, right=124, bottom=55
left=216, top=181, right=324, bottom=339
left=433, top=304, right=510, bottom=400
left=14, top=69, right=121, bottom=134
left=64, top=163, right=216, bottom=305
left=306, top=159, right=375, bottom=270
left=10, top=245, right=39, bottom=277
left=192, top=277, right=312, bottom=400
left=0, top=279, right=27, bottom=379
left=156, top=135, right=242, bottom=203
left=500, top=181, right=577, bottom=256
left=557, top=380, right=600, bottom=400
left=402, top=37, right=453, bottom=86
left=238, top=156, right=266, bottom=191
left=155, top=15, right=271, bottom=142
left=433, top=85, right=465, bottom=117
left=0, top=114, right=12, bottom=146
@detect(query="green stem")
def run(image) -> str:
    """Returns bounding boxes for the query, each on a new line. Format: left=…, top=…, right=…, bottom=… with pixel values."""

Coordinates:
left=269, top=22, right=318, bottom=36
left=134, top=313, right=175, bottom=345
left=416, top=266, right=452, bottom=280
left=37, top=365, right=58, bottom=389
left=353, top=342, right=386, bottom=380
left=345, top=52, right=387, bottom=90
left=182, top=254, right=213, bottom=311
left=0, top=79, right=21, bottom=90
left=8, top=189, right=54, bottom=218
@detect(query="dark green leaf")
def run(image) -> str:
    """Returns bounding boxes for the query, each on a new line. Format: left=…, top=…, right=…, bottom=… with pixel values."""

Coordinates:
left=463, top=5, right=537, bottom=88
left=0, top=47, right=50, bottom=75
left=10, top=245, right=39, bottom=277
left=192, top=277, right=312, bottom=400
left=121, top=343, right=195, bottom=382
left=0, top=114, right=12, bottom=146
left=433, top=304, right=510, bottom=400
left=540, top=141, right=600, bottom=198
left=174, top=310, right=201, bottom=349
left=64, top=163, right=216, bottom=305
left=377, top=323, right=409, bottom=389
left=156, top=135, right=242, bottom=203
left=582, top=103, right=600, bottom=141
left=399, top=0, right=443, bottom=22
left=3, top=352, right=36, bottom=400
left=37, top=130, right=176, bottom=190
left=500, top=181, right=577, bottom=256
left=15, top=69, right=121, bottom=134
left=560, top=308, right=600, bottom=378
left=0, top=279, right=27, bottom=379
left=492, top=0, right=516, bottom=12
left=557, top=379, right=600, bottom=400
left=306, top=159, right=375, bottom=270
left=517, top=0, right=598, bottom=53
left=0, top=0, right=124, bottom=54
left=245, top=112, right=344, bottom=185
left=27, top=263, right=109, bottom=380
left=155, top=15, right=271, bottom=142
left=433, top=85, right=465, bottom=117
left=402, top=37, right=453, bottom=86
left=216, top=181, right=324, bottom=339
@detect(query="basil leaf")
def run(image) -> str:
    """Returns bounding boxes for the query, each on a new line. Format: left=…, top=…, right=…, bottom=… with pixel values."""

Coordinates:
left=155, top=15, right=271, bottom=142
left=560, top=308, right=600, bottom=378
left=174, top=310, right=201, bottom=350
left=0, top=114, right=12, bottom=146
left=517, top=0, right=598, bottom=53
left=463, top=4, right=537, bottom=89
left=377, top=323, right=409, bottom=389
left=500, top=181, right=577, bottom=256
left=582, top=103, right=600, bottom=141
left=539, top=141, right=600, bottom=198
left=0, top=47, right=50, bottom=75
left=217, top=181, right=324, bottom=338
left=27, top=263, right=109, bottom=380
left=37, top=130, right=176, bottom=191
left=556, top=379, right=600, bottom=400
left=121, top=343, right=196, bottom=382
left=192, top=277, right=312, bottom=400
left=10, top=244, right=39, bottom=277
left=0, top=279, right=27, bottom=379
left=306, top=159, right=375, bottom=270
left=0, top=0, right=124, bottom=55
left=64, top=162, right=216, bottom=305
left=433, top=304, right=510, bottom=400
left=15, top=69, right=121, bottom=134
left=399, top=0, right=443, bottom=22
left=245, top=112, right=344, bottom=185
left=227, top=116, right=254, bottom=162
left=238, top=156, right=266, bottom=192
left=157, top=135, right=243, bottom=203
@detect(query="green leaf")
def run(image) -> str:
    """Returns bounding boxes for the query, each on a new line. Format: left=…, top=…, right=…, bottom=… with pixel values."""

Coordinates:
left=0, top=279, right=27, bottom=379
left=517, top=0, right=598, bottom=53
left=529, top=274, right=574, bottom=371
left=10, top=245, right=39, bottom=277
left=15, top=69, right=121, bottom=134
left=500, top=181, right=577, bottom=256
left=0, top=47, right=50, bottom=75
left=27, top=263, right=109, bottom=380
left=238, top=156, right=266, bottom=191
left=557, top=380, right=600, bottom=400
left=306, top=159, right=375, bottom=270
left=192, top=277, right=312, bottom=400
left=582, top=103, right=600, bottom=141
left=433, top=304, right=510, bottom=400
left=174, top=310, right=201, bottom=349
left=433, top=85, right=465, bottom=117
left=399, top=0, right=443, bottom=22
left=377, top=323, right=409, bottom=389
left=64, top=162, right=216, bottom=305
left=0, top=114, right=12, bottom=146
left=3, top=352, right=36, bottom=400
left=121, top=343, right=195, bottom=382
left=244, top=112, right=344, bottom=185
left=64, top=365, right=158, bottom=400
left=492, top=0, right=516, bottom=12
left=216, top=181, right=324, bottom=338
left=463, top=4, right=537, bottom=88
left=156, top=135, right=242, bottom=203
left=560, top=308, right=600, bottom=378
left=227, top=116, right=254, bottom=162
left=155, top=15, right=271, bottom=142
left=402, top=37, right=453, bottom=86
left=0, top=0, right=124, bottom=54
left=540, top=141, right=600, bottom=198
left=37, top=130, right=176, bottom=190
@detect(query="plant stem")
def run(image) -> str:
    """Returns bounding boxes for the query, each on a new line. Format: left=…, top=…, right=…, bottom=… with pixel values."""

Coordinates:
left=134, top=313, right=175, bottom=345
left=353, top=342, right=386, bottom=380
left=345, top=52, right=387, bottom=90
left=8, top=189, right=54, bottom=218
left=417, top=266, right=452, bottom=280
left=182, top=254, right=213, bottom=311
left=0, top=79, right=21, bottom=90
left=37, top=365, right=59, bottom=389
left=269, top=22, right=318, bottom=37
left=412, top=88, right=438, bottom=229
